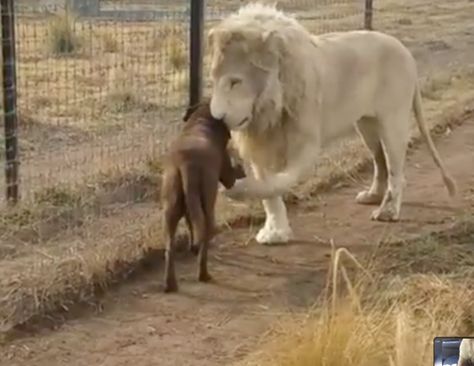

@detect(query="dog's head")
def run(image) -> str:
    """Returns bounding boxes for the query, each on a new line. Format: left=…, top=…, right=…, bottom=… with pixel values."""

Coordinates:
left=233, top=163, right=246, bottom=180
left=182, top=99, right=213, bottom=122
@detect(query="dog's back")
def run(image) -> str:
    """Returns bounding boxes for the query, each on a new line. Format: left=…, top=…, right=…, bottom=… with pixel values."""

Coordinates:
left=161, top=101, right=232, bottom=239
left=160, top=101, right=239, bottom=292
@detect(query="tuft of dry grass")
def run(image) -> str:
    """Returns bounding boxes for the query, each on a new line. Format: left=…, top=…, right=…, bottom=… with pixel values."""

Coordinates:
left=241, top=221, right=474, bottom=366
left=422, top=74, right=453, bottom=101
left=244, top=280, right=472, bottom=366
left=166, top=35, right=187, bottom=70
left=47, top=12, right=82, bottom=56
left=101, top=33, right=119, bottom=53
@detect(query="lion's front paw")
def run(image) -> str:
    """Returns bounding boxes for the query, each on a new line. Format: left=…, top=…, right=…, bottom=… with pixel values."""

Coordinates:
left=256, top=224, right=293, bottom=245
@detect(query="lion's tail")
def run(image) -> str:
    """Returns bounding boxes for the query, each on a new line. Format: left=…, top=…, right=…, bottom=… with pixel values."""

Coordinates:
left=412, top=84, right=457, bottom=197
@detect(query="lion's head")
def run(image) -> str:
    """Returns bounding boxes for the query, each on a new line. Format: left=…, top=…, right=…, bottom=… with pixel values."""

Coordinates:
left=207, top=4, right=308, bottom=134
left=207, top=4, right=316, bottom=167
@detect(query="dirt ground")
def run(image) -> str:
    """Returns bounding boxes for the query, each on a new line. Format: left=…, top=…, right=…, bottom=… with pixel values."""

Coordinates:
left=0, top=108, right=473, bottom=365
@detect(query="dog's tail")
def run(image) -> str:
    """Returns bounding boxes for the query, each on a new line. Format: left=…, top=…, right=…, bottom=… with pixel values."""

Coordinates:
left=413, top=84, right=457, bottom=197
left=180, top=165, right=207, bottom=249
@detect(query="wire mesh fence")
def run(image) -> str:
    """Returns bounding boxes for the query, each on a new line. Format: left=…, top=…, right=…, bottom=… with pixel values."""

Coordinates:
left=0, top=0, right=369, bottom=207
left=2, top=0, right=191, bottom=206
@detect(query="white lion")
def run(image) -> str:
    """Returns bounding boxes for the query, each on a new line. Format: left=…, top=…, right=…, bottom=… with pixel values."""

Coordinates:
left=208, top=3, right=456, bottom=244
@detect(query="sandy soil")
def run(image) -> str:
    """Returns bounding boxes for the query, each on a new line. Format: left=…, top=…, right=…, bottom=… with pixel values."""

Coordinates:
left=1, top=110, right=473, bottom=366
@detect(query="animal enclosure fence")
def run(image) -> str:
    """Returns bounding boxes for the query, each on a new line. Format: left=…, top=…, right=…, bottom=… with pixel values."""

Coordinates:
left=0, top=0, right=369, bottom=206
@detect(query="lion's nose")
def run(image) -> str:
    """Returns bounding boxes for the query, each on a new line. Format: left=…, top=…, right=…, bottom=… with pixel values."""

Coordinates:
left=210, top=99, right=225, bottom=120
left=211, top=110, right=225, bottom=120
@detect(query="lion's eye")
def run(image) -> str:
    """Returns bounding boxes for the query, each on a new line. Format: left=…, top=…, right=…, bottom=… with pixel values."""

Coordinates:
left=229, top=78, right=242, bottom=89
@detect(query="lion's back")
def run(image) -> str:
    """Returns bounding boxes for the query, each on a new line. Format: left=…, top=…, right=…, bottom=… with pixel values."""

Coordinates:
left=212, top=4, right=419, bottom=173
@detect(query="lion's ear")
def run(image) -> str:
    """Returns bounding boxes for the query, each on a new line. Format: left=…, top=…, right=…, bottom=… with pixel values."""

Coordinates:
left=251, top=30, right=281, bottom=70
left=208, top=28, right=234, bottom=51
left=262, top=30, right=276, bottom=43
left=262, top=30, right=282, bottom=52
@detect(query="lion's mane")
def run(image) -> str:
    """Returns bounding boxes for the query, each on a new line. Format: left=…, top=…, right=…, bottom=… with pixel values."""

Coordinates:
left=209, top=3, right=319, bottom=172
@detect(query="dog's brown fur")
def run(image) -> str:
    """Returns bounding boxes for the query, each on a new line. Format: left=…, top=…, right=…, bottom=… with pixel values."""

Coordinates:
left=161, top=100, right=245, bottom=293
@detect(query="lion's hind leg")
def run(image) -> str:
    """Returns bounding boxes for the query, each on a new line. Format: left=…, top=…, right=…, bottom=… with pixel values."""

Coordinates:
left=355, top=117, right=388, bottom=205
left=371, top=111, right=411, bottom=222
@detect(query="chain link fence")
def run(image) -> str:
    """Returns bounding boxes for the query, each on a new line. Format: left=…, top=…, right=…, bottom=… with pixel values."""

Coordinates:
left=2, top=0, right=191, bottom=206
left=0, top=0, right=369, bottom=207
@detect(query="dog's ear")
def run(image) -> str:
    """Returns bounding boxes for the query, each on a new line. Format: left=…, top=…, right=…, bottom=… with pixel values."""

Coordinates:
left=183, top=104, right=197, bottom=122
left=233, top=163, right=246, bottom=180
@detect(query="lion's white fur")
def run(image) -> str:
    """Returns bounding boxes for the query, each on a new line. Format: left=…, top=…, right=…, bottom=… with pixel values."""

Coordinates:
left=208, top=3, right=456, bottom=244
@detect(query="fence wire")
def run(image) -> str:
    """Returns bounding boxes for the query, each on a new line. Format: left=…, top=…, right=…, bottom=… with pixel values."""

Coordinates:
left=2, top=0, right=190, bottom=205
left=0, top=0, right=367, bottom=206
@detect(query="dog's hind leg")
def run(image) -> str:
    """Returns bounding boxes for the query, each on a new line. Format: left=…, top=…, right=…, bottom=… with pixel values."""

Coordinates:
left=163, top=201, right=183, bottom=293
left=181, top=165, right=212, bottom=282
left=184, top=213, right=195, bottom=255
left=198, top=173, right=219, bottom=282
left=161, top=167, right=185, bottom=293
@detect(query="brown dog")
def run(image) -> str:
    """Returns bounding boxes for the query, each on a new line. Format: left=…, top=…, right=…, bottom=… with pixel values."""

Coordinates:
left=160, top=100, right=245, bottom=293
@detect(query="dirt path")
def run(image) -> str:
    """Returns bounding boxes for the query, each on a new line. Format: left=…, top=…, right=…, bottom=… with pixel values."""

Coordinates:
left=1, top=117, right=473, bottom=365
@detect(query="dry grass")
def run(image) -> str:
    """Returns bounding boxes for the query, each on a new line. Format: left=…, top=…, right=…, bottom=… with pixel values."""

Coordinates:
left=167, top=35, right=187, bottom=70
left=47, top=12, right=82, bottom=56
left=241, top=221, right=474, bottom=366
left=15, top=17, right=189, bottom=129
left=422, top=74, right=454, bottom=101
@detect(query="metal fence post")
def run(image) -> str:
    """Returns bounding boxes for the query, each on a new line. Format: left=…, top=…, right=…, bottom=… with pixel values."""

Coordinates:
left=364, top=0, right=373, bottom=30
left=1, top=0, right=19, bottom=204
left=189, top=0, right=204, bottom=108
